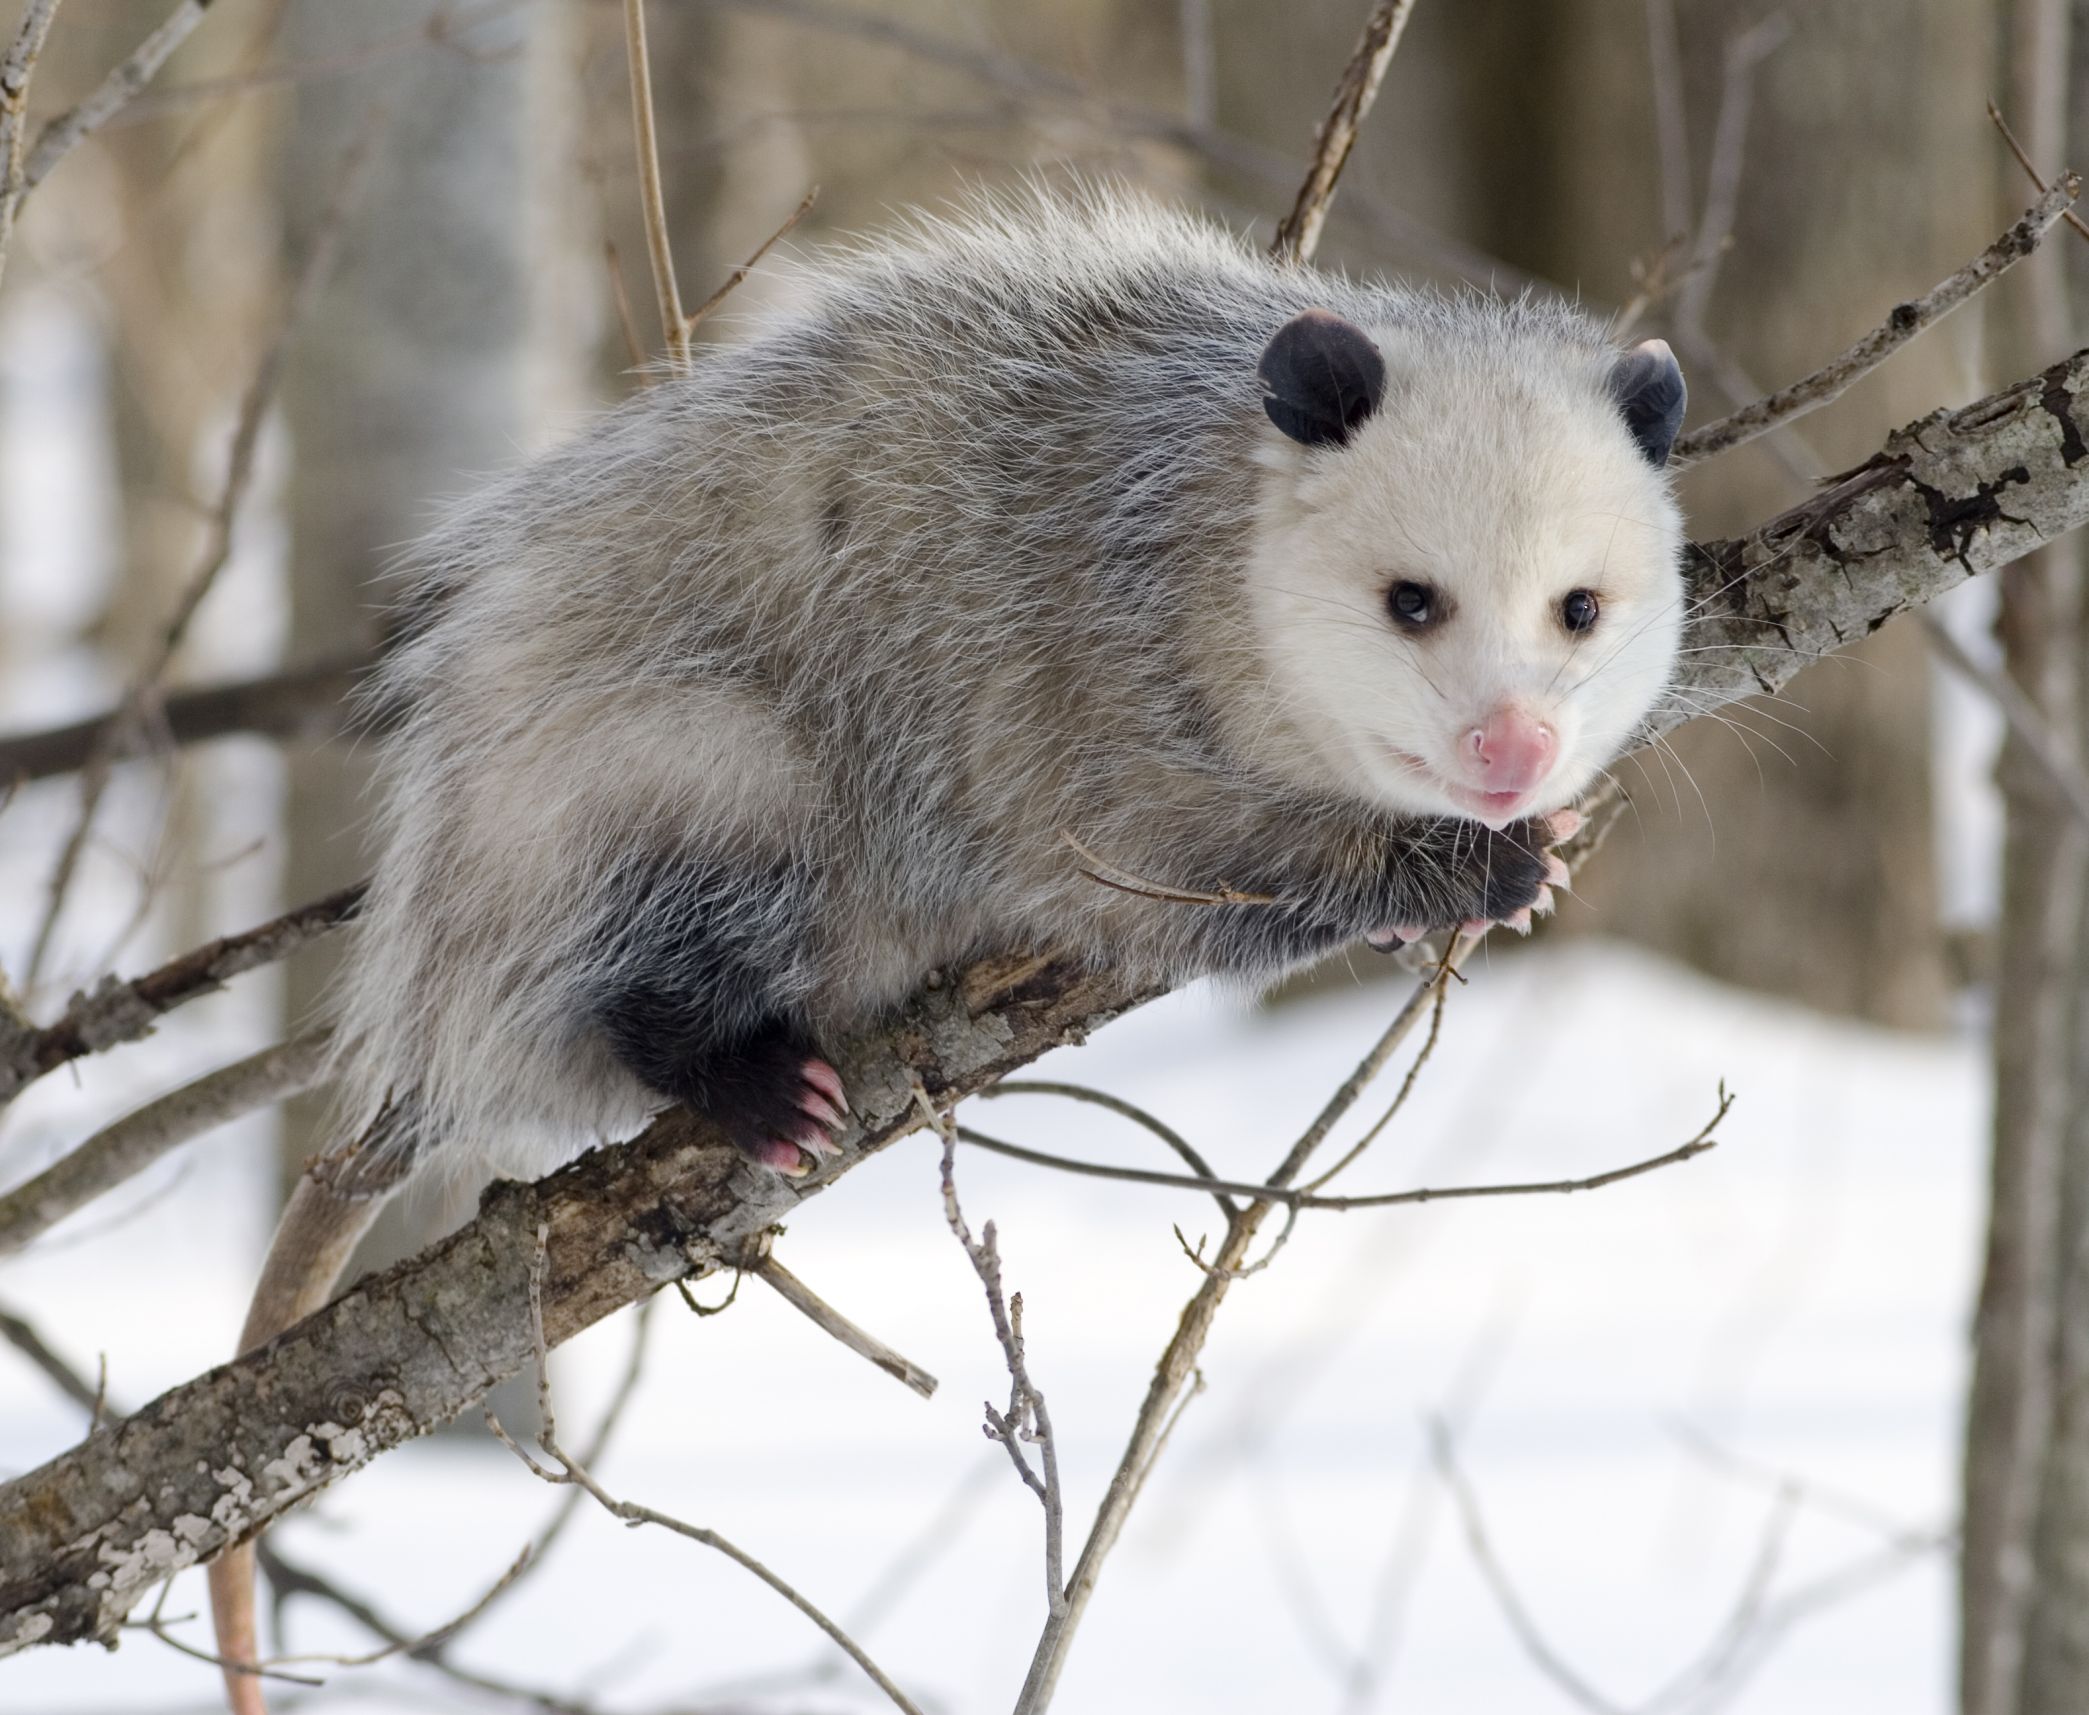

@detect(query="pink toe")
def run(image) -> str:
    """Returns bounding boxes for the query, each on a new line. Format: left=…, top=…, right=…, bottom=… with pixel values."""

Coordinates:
left=797, top=1088, right=846, bottom=1130
left=1506, top=907, right=1533, bottom=935
left=1533, top=885, right=1555, bottom=915
left=800, top=1059, right=849, bottom=1114
left=754, top=1138, right=810, bottom=1177
left=1461, top=918, right=1492, bottom=937
left=1547, top=808, right=1584, bottom=841
left=1543, top=854, right=1570, bottom=888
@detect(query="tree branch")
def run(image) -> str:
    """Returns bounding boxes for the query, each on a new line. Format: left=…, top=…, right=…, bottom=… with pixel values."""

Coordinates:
left=6, top=338, right=2089, bottom=1662
left=0, top=656, right=370, bottom=785
left=1673, top=178, right=2079, bottom=462
left=0, top=886, right=364, bottom=1109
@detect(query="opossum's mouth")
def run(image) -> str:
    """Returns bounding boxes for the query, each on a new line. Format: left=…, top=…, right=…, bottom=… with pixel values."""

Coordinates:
left=1381, top=744, right=1539, bottom=828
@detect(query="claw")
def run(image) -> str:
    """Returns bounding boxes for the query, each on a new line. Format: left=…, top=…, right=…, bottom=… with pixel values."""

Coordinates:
left=800, top=1058, right=849, bottom=1114
left=796, top=1087, right=847, bottom=1131
left=753, top=1138, right=810, bottom=1177
left=791, top=1116, right=843, bottom=1158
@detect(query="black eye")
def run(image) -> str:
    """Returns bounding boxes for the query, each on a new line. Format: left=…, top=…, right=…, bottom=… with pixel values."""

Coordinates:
left=1388, top=580, right=1437, bottom=629
left=1561, top=589, right=1600, bottom=633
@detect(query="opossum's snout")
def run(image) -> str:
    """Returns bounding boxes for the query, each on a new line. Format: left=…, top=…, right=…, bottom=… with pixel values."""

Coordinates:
left=1464, top=705, right=1554, bottom=795
left=1390, top=701, right=1571, bottom=828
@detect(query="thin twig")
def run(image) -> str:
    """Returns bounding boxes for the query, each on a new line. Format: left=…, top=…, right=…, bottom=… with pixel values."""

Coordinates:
left=486, top=1234, right=926, bottom=1715
left=1674, top=177, right=2080, bottom=462
left=979, top=1077, right=1235, bottom=1215
left=0, top=654, right=370, bottom=785
left=21, top=0, right=221, bottom=194
left=1990, top=98, right=2089, bottom=244
left=1059, top=829, right=1277, bottom=907
left=22, top=101, right=386, bottom=991
left=1, top=884, right=364, bottom=1109
left=1301, top=959, right=1453, bottom=1192
left=682, top=185, right=817, bottom=336
left=956, top=1085, right=1730, bottom=1210
left=754, top=1254, right=939, bottom=1398
left=1672, top=13, right=1790, bottom=341
left=0, top=1030, right=332, bottom=1256
left=621, top=0, right=686, bottom=369
left=688, top=0, right=1531, bottom=291
left=918, top=1086, right=1067, bottom=1655
left=1270, top=0, right=1419, bottom=265
left=0, top=0, right=64, bottom=295
left=1022, top=937, right=1471, bottom=1709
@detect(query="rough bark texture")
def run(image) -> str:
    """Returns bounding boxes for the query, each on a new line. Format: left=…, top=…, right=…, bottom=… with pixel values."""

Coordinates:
left=5, top=343, right=2089, bottom=1663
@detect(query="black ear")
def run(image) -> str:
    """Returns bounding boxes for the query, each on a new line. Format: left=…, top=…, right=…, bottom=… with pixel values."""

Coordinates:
left=1258, top=309, right=1387, bottom=448
left=1610, top=338, right=1687, bottom=467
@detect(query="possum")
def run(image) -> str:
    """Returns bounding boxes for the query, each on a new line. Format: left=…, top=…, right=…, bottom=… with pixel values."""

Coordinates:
left=208, top=187, right=1687, bottom=1710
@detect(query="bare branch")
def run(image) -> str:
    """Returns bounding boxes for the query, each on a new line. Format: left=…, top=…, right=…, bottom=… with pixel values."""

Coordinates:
left=953, top=1083, right=1730, bottom=1209
left=488, top=1234, right=926, bottom=1715
left=1675, top=178, right=2080, bottom=462
left=0, top=656, right=370, bottom=785
left=920, top=1093, right=1065, bottom=1612
left=1990, top=98, right=2089, bottom=245
left=754, top=1254, right=939, bottom=1398
left=0, top=1031, right=332, bottom=1257
left=683, top=185, right=817, bottom=337
left=20, top=0, right=220, bottom=193
left=0, top=885, right=364, bottom=1109
left=0, top=0, right=63, bottom=294
left=621, top=0, right=686, bottom=369
left=1270, top=0, right=1419, bottom=265
left=23, top=102, right=386, bottom=990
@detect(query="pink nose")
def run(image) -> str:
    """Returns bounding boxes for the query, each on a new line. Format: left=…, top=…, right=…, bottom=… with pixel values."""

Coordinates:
left=1465, top=707, right=1556, bottom=795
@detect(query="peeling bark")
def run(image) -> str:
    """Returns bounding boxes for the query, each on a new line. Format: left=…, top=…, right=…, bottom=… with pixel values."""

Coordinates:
left=7, top=346, right=2089, bottom=1658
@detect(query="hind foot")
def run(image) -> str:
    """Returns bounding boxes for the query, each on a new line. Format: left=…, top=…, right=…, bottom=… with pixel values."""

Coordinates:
left=716, top=1038, right=851, bottom=1178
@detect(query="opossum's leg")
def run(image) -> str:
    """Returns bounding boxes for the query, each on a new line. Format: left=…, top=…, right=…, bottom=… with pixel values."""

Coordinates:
left=1165, top=808, right=1576, bottom=979
left=592, top=856, right=848, bottom=1177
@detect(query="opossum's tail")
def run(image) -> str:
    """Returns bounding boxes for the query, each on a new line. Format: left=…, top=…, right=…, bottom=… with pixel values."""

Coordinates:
left=207, top=1109, right=415, bottom=1715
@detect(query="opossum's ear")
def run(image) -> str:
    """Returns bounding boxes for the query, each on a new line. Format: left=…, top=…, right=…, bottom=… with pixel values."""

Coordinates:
left=1610, top=338, right=1687, bottom=467
left=1258, top=310, right=1387, bottom=448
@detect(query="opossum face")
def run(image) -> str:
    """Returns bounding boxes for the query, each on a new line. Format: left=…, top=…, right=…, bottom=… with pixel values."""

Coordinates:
left=1248, top=310, right=1687, bottom=830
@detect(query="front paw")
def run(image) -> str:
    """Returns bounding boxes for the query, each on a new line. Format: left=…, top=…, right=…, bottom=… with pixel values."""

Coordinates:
left=1374, top=809, right=1579, bottom=947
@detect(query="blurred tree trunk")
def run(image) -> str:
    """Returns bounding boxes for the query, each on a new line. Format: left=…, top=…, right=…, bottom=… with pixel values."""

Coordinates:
left=1966, top=7, right=2089, bottom=1710
left=274, top=2, right=529, bottom=1197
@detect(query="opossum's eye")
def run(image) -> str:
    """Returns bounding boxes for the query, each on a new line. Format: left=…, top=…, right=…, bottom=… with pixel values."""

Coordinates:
left=1561, top=589, right=1600, bottom=633
left=1387, top=580, right=1441, bottom=630
left=1259, top=309, right=1386, bottom=448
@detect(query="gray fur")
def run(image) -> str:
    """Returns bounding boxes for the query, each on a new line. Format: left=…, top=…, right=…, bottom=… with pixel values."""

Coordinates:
left=330, top=186, right=1685, bottom=1183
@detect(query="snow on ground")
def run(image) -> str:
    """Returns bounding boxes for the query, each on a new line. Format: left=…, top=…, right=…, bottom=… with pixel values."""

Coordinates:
left=2, top=938, right=1981, bottom=1715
